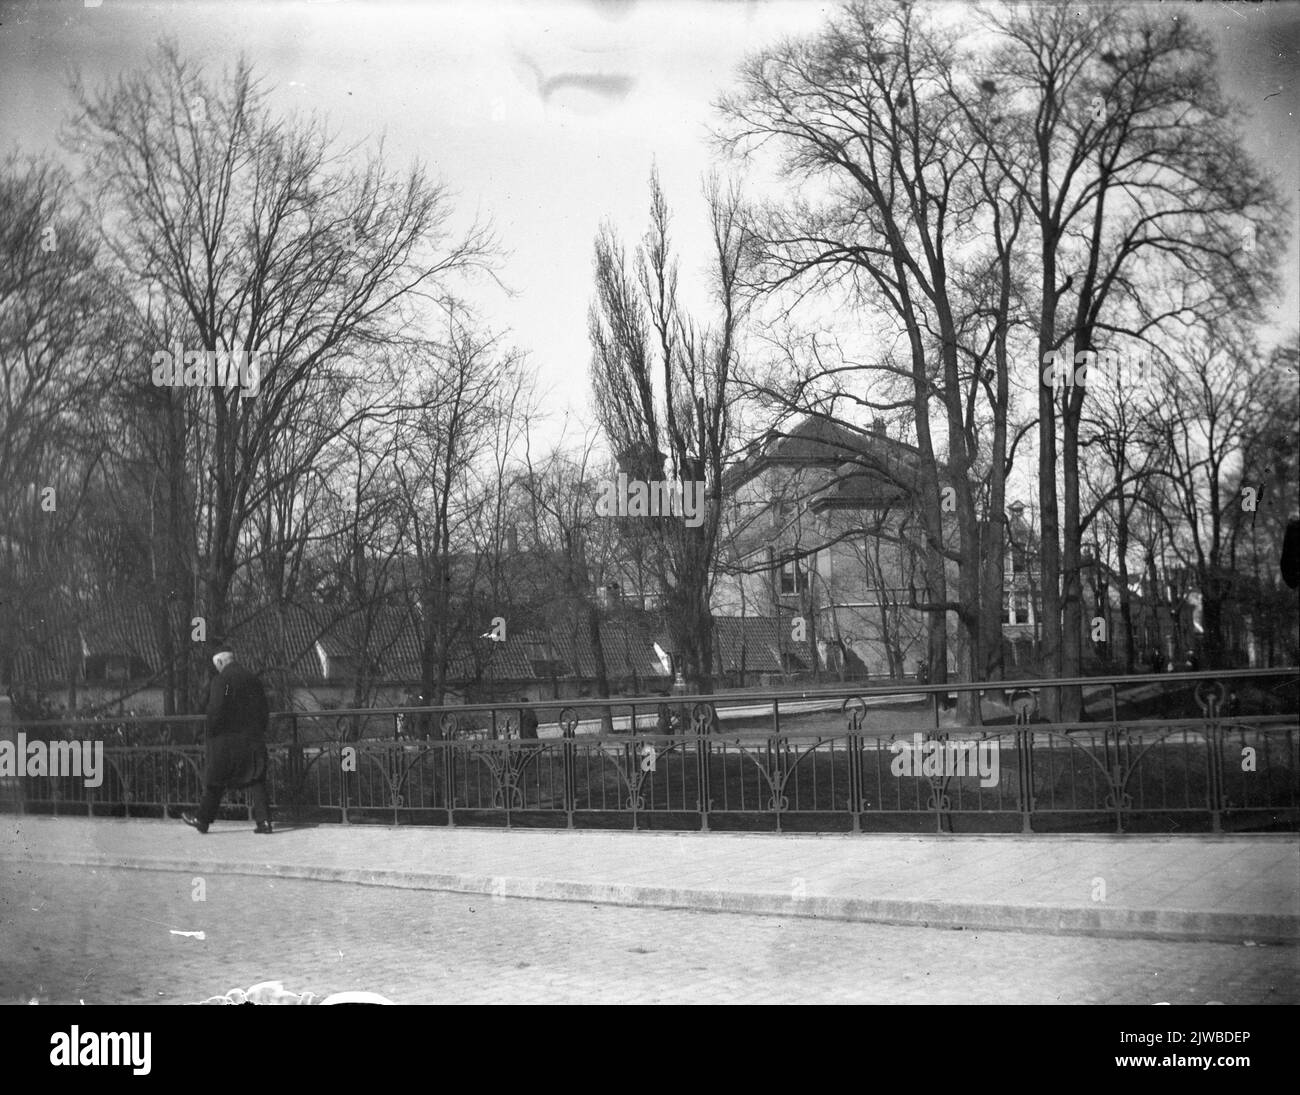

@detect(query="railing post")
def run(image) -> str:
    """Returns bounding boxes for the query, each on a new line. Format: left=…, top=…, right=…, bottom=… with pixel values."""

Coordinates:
left=1197, top=679, right=1227, bottom=834
left=1208, top=722, right=1224, bottom=833
left=340, top=743, right=350, bottom=826
left=1016, top=727, right=1034, bottom=834
left=842, top=698, right=868, bottom=834
left=696, top=721, right=711, bottom=833
left=392, top=743, right=400, bottom=827
left=50, top=737, right=60, bottom=818
left=847, top=728, right=862, bottom=836
left=561, top=708, right=577, bottom=830
left=626, top=739, right=639, bottom=832
left=1009, top=693, right=1037, bottom=835
left=444, top=737, right=455, bottom=828
left=1111, top=727, right=1127, bottom=835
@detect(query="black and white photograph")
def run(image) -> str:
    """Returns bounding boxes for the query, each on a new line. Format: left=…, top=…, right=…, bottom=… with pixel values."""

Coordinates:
left=0, top=0, right=1297, bottom=1044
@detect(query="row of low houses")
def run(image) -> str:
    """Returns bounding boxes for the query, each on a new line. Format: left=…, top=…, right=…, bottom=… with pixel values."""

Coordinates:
left=2, top=602, right=816, bottom=717
left=6, top=413, right=1288, bottom=716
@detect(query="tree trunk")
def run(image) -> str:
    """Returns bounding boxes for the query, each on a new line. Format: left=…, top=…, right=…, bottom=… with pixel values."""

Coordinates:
left=1060, top=379, right=1084, bottom=717
left=1115, top=516, right=1134, bottom=672
left=1037, top=279, right=1062, bottom=716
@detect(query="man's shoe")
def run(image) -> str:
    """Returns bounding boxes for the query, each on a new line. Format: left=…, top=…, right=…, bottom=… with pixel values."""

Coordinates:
left=254, top=821, right=273, bottom=835
left=181, top=813, right=208, bottom=834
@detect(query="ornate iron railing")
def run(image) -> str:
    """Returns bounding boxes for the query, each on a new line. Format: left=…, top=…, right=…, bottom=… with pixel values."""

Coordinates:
left=2, top=671, right=1295, bottom=834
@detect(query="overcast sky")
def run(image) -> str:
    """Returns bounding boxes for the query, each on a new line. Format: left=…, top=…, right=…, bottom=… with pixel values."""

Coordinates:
left=1, top=0, right=1296, bottom=453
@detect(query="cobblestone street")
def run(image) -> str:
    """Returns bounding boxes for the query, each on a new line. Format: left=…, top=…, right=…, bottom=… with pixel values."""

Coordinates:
left=2, top=863, right=1295, bottom=1005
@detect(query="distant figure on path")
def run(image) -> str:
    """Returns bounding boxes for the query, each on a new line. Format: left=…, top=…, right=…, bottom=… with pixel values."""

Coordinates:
left=518, top=706, right=539, bottom=740
left=183, top=649, right=273, bottom=834
left=1148, top=647, right=1164, bottom=676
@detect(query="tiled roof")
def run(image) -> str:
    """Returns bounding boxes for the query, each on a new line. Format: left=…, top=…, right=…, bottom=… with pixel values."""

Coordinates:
left=710, top=616, right=814, bottom=674
left=538, top=620, right=669, bottom=681
left=11, top=603, right=825, bottom=689
left=81, top=605, right=170, bottom=664
left=5, top=601, right=676, bottom=689
left=8, top=607, right=82, bottom=686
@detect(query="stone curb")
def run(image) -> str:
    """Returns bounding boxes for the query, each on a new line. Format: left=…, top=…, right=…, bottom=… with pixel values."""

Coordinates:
left=5, top=848, right=1295, bottom=946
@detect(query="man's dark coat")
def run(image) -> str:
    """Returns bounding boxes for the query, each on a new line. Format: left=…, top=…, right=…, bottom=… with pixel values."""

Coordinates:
left=204, top=661, right=270, bottom=788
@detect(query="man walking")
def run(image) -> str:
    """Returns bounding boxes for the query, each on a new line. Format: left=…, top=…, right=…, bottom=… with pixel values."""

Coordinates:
left=183, top=649, right=273, bottom=834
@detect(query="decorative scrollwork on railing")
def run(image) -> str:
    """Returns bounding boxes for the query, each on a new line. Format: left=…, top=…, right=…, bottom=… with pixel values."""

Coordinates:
left=922, top=733, right=953, bottom=816
left=1102, top=756, right=1134, bottom=813
left=369, top=746, right=406, bottom=811
left=102, top=757, right=132, bottom=804
left=1009, top=688, right=1038, bottom=725
left=1194, top=679, right=1228, bottom=720
left=731, top=739, right=828, bottom=813
left=439, top=713, right=459, bottom=741
left=691, top=703, right=717, bottom=735
left=841, top=696, right=867, bottom=732
left=558, top=708, right=579, bottom=737
left=623, top=758, right=652, bottom=811
left=467, top=743, right=526, bottom=810
left=1103, top=788, right=1134, bottom=814
left=589, top=740, right=676, bottom=811
left=384, top=746, right=442, bottom=812
left=924, top=784, right=952, bottom=813
left=766, top=758, right=791, bottom=812
left=465, top=742, right=547, bottom=810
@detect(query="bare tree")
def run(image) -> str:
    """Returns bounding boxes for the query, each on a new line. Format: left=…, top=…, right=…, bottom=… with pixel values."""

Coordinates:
left=390, top=309, right=527, bottom=716
left=518, top=437, right=623, bottom=722
left=977, top=2, right=1285, bottom=708
left=1078, top=356, right=1166, bottom=672
left=716, top=0, right=1286, bottom=715
left=0, top=154, right=121, bottom=707
left=67, top=40, right=494, bottom=659
left=716, top=0, right=1023, bottom=713
left=1149, top=323, right=1295, bottom=668
left=588, top=169, right=748, bottom=693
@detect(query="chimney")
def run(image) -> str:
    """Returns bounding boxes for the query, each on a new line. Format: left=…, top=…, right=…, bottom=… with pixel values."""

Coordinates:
left=506, top=524, right=518, bottom=554
left=872, top=417, right=886, bottom=438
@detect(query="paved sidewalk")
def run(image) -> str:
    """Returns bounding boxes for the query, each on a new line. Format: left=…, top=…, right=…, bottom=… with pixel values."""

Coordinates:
left=1, top=817, right=1296, bottom=943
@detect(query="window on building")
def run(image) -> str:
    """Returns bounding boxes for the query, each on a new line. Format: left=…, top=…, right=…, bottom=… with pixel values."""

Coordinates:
left=779, top=555, right=806, bottom=595
left=1013, top=590, right=1030, bottom=624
